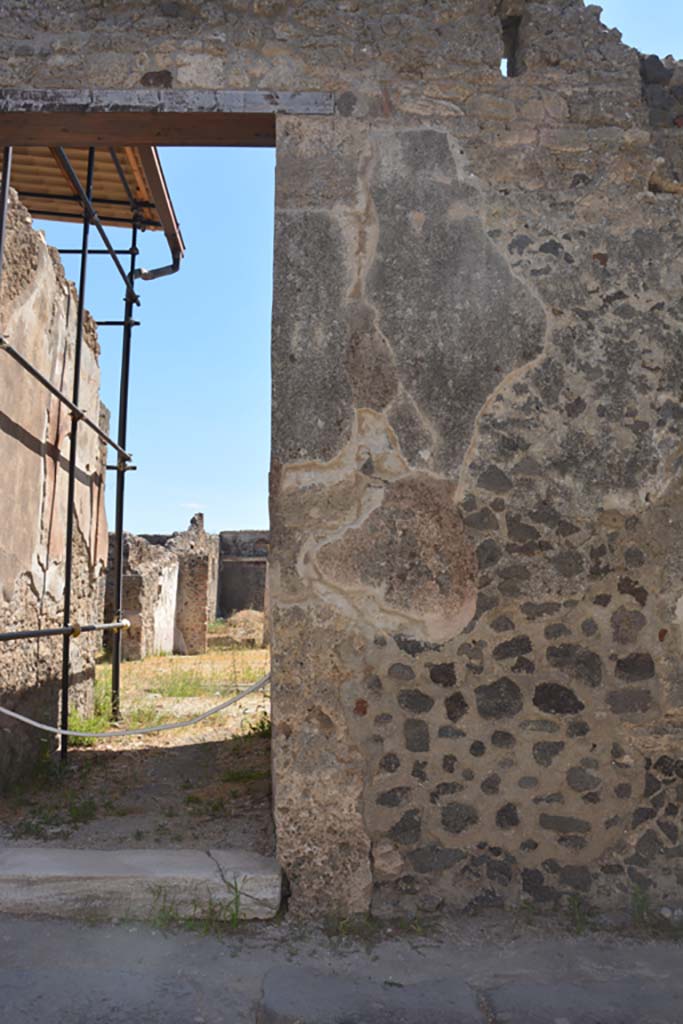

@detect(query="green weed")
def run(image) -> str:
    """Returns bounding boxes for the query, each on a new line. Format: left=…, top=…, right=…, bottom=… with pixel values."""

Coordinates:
left=324, top=912, right=385, bottom=943
left=154, top=672, right=206, bottom=697
left=227, top=878, right=242, bottom=928
left=513, top=899, right=539, bottom=926
left=631, top=885, right=652, bottom=928
left=68, top=674, right=112, bottom=747
left=150, top=879, right=244, bottom=935
left=67, top=797, right=97, bottom=825
left=10, top=805, right=70, bottom=839
left=566, top=893, right=593, bottom=935
left=125, top=705, right=166, bottom=730
left=221, top=767, right=270, bottom=784
left=145, top=669, right=237, bottom=698
left=150, top=887, right=182, bottom=930
left=243, top=711, right=271, bottom=739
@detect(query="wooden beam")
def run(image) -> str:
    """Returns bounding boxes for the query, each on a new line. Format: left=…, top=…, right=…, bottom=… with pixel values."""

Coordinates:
left=0, top=89, right=333, bottom=148
left=48, top=146, right=80, bottom=199
left=0, top=112, right=278, bottom=147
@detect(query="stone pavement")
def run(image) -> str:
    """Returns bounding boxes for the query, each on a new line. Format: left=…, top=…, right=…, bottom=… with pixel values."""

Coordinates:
left=0, top=847, right=281, bottom=921
left=1, top=912, right=682, bottom=1023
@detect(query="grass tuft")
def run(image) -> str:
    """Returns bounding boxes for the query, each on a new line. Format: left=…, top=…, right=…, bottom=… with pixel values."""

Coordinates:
left=68, top=673, right=113, bottom=747
left=221, top=767, right=270, bottom=784
left=243, top=711, right=271, bottom=738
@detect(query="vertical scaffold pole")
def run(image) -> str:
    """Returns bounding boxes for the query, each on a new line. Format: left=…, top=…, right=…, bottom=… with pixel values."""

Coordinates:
left=60, top=147, right=95, bottom=761
left=110, top=219, right=138, bottom=720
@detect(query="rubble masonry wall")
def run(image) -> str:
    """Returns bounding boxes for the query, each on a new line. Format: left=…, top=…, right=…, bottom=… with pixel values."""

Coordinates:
left=5, top=0, right=683, bottom=918
left=0, top=191, right=107, bottom=789
left=111, top=514, right=219, bottom=657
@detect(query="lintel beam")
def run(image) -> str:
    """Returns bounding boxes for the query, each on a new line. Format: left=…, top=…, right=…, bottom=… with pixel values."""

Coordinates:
left=0, top=89, right=334, bottom=147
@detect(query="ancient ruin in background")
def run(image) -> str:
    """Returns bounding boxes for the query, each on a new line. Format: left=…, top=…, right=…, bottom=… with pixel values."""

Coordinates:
left=103, top=518, right=268, bottom=660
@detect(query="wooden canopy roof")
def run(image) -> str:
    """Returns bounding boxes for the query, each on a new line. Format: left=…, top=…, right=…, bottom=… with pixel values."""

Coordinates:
left=0, top=145, right=184, bottom=263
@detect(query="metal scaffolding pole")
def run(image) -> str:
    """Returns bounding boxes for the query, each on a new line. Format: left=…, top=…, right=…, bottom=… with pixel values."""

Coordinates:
left=0, top=335, right=131, bottom=460
left=59, top=146, right=95, bottom=761
left=1, top=142, right=180, bottom=757
left=110, top=219, right=139, bottom=720
left=52, top=148, right=140, bottom=306
left=0, top=620, right=129, bottom=643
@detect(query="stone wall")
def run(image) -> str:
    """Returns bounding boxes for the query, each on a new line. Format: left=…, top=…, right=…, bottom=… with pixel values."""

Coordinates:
left=219, top=559, right=267, bottom=618
left=217, top=531, right=269, bottom=618
left=165, top=515, right=219, bottom=654
left=5, top=0, right=683, bottom=919
left=219, top=531, right=269, bottom=559
left=105, top=533, right=178, bottom=660
left=174, top=552, right=210, bottom=655
left=120, top=513, right=220, bottom=656
left=641, top=53, right=683, bottom=190
left=0, top=191, right=107, bottom=789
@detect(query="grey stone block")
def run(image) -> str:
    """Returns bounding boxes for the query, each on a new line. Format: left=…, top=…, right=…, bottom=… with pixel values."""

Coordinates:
left=488, top=978, right=681, bottom=1023
left=257, top=966, right=483, bottom=1023
left=0, top=847, right=281, bottom=921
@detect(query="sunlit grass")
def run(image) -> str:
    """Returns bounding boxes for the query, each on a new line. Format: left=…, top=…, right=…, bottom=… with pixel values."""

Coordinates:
left=72, top=645, right=271, bottom=746
left=68, top=672, right=114, bottom=747
left=72, top=646, right=270, bottom=745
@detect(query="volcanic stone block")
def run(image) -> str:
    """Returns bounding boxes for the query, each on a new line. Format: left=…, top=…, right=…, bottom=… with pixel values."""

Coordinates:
left=475, top=678, right=523, bottom=719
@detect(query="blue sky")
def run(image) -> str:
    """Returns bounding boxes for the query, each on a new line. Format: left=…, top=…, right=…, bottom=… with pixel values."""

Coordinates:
left=598, top=1, right=682, bottom=58
left=39, top=148, right=275, bottom=535
left=37, top=1, right=680, bottom=536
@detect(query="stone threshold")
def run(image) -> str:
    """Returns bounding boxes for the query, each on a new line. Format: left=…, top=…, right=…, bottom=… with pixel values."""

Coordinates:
left=0, top=846, right=281, bottom=921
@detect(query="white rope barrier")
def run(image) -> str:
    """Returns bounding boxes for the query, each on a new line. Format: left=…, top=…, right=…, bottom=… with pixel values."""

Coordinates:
left=0, top=673, right=270, bottom=739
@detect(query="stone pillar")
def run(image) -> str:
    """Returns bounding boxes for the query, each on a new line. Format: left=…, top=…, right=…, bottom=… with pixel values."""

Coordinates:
left=175, top=552, right=210, bottom=655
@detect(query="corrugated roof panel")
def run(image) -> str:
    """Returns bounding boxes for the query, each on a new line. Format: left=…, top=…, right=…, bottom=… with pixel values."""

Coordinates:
left=0, top=145, right=184, bottom=261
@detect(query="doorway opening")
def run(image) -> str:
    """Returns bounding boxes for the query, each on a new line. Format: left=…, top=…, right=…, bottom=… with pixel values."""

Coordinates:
left=0, top=107, right=282, bottom=869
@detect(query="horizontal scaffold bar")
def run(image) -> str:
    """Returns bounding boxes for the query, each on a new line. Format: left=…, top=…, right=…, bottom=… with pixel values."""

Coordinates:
left=0, top=620, right=130, bottom=643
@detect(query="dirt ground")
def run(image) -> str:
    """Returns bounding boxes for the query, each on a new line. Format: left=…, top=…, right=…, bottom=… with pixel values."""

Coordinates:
left=0, top=616, right=274, bottom=854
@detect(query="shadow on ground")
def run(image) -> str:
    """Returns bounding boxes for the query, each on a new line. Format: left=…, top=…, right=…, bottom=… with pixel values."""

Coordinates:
left=0, top=732, right=274, bottom=854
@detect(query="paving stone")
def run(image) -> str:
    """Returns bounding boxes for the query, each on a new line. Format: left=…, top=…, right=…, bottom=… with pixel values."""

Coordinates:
left=258, top=967, right=483, bottom=1023
left=488, top=977, right=681, bottom=1023
left=0, top=847, right=281, bottom=921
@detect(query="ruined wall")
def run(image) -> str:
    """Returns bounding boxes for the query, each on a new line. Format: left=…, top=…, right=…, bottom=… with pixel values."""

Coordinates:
left=640, top=53, right=683, bottom=192
left=0, top=191, right=107, bottom=788
left=105, top=534, right=178, bottom=660
left=174, top=553, right=210, bottom=655
left=207, top=532, right=220, bottom=622
left=4, top=0, right=683, bottom=918
left=217, top=531, right=269, bottom=618
left=166, top=515, right=218, bottom=654
left=141, top=513, right=219, bottom=654
left=219, top=531, right=269, bottom=559
left=219, top=559, right=267, bottom=617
